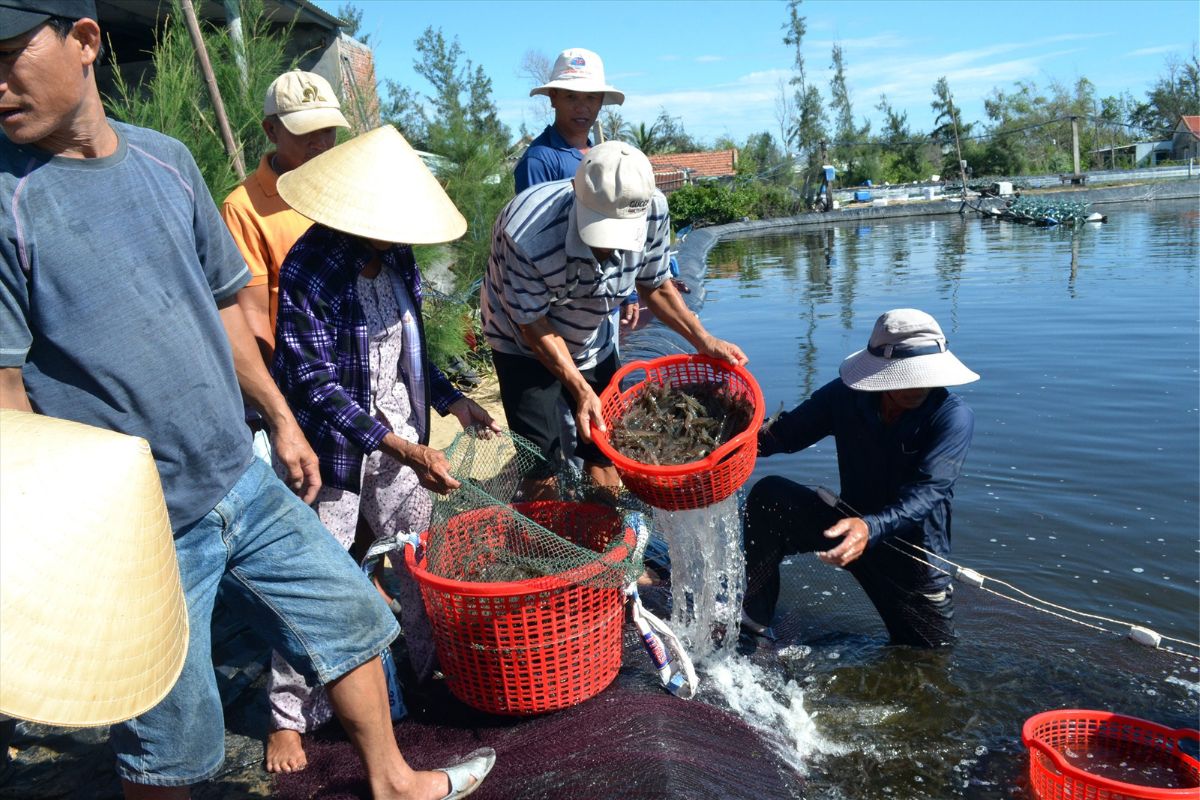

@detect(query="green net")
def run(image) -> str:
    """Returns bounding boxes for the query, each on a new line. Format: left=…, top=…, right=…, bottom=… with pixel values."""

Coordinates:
left=420, top=430, right=647, bottom=590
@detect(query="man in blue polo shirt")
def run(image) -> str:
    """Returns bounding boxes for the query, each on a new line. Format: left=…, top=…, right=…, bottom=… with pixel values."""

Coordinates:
left=515, top=47, right=624, bottom=193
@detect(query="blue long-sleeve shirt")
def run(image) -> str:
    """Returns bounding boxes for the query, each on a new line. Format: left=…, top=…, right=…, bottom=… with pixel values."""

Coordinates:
left=758, top=379, right=974, bottom=572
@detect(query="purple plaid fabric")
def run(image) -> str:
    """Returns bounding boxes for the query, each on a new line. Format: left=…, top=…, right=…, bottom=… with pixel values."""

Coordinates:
left=272, top=224, right=462, bottom=492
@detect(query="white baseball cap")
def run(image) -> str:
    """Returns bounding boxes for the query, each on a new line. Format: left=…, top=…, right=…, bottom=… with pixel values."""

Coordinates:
left=530, top=48, right=625, bottom=106
left=264, top=70, right=350, bottom=135
left=572, top=141, right=655, bottom=252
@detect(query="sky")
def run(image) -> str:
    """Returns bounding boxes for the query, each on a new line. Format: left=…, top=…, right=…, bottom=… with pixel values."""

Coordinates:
left=312, top=0, right=1199, bottom=146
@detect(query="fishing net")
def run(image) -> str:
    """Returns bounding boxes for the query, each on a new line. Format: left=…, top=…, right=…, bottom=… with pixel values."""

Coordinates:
left=405, top=431, right=653, bottom=715
left=417, top=430, right=645, bottom=591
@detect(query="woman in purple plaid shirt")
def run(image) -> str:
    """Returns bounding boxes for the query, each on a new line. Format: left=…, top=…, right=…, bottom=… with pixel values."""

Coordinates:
left=266, top=126, right=499, bottom=777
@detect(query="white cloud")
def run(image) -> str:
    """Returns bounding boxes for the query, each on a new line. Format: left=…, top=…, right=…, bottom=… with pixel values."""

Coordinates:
left=696, top=55, right=725, bottom=63
left=1125, top=44, right=1182, bottom=57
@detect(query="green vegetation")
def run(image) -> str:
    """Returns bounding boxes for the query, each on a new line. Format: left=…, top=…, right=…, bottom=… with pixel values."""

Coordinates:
left=106, top=0, right=293, bottom=201
left=108, top=0, right=1196, bottom=380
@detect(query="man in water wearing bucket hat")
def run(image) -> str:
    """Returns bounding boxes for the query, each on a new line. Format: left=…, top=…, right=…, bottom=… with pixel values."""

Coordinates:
left=741, top=309, right=978, bottom=648
left=0, top=3, right=493, bottom=797
left=482, top=140, right=746, bottom=497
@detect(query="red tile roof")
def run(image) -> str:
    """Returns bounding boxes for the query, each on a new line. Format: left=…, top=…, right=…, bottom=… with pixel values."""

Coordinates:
left=1180, top=116, right=1200, bottom=134
left=648, top=149, right=738, bottom=178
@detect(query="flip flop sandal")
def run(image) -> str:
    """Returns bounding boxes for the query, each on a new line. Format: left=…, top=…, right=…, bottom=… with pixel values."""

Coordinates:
left=437, top=747, right=496, bottom=800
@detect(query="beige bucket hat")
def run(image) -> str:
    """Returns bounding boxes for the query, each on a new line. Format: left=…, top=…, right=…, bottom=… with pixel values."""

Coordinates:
left=264, top=69, right=350, bottom=135
left=573, top=141, right=655, bottom=252
left=531, top=48, right=625, bottom=106
left=839, top=309, right=980, bottom=391
left=277, top=125, right=467, bottom=244
left=0, top=409, right=188, bottom=727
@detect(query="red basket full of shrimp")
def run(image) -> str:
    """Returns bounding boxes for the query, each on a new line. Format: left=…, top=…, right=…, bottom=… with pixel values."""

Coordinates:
left=1022, top=710, right=1200, bottom=800
left=592, top=354, right=764, bottom=511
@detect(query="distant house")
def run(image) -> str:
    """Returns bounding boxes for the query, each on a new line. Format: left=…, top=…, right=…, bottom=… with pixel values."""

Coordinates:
left=95, top=0, right=380, bottom=131
left=1172, top=116, right=1200, bottom=161
left=648, top=149, right=739, bottom=194
left=1090, top=139, right=1173, bottom=168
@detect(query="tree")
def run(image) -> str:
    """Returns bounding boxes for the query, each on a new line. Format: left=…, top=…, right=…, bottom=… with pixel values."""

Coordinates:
left=599, top=108, right=629, bottom=143
left=652, top=109, right=701, bottom=153
left=517, top=48, right=553, bottom=118
left=336, top=3, right=369, bottom=46
left=381, top=26, right=509, bottom=150
left=628, top=121, right=661, bottom=153
left=107, top=0, right=293, bottom=199
left=931, top=76, right=971, bottom=183
left=782, top=0, right=827, bottom=178
left=737, top=131, right=787, bottom=182
left=875, top=94, right=930, bottom=183
left=1131, top=47, right=1200, bottom=136
left=828, top=42, right=871, bottom=183
left=774, top=77, right=795, bottom=157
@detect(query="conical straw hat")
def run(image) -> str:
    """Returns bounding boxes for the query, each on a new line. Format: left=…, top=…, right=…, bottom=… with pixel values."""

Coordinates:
left=0, top=409, right=188, bottom=727
left=277, top=124, right=467, bottom=244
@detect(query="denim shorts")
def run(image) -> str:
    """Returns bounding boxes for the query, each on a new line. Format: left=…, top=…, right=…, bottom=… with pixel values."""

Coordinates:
left=110, top=458, right=400, bottom=787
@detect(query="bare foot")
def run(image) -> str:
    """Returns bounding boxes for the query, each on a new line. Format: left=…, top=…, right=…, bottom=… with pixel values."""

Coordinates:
left=265, top=728, right=307, bottom=774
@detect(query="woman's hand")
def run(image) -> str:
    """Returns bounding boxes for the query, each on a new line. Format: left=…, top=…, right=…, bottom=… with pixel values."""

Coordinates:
left=407, top=443, right=460, bottom=495
left=381, top=433, right=460, bottom=495
left=448, top=396, right=501, bottom=439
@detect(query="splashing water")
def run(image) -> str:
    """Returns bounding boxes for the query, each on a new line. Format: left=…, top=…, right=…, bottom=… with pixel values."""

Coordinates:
left=652, top=494, right=842, bottom=774
left=654, top=495, right=744, bottom=658
left=704, top=652, right=847, bottom=774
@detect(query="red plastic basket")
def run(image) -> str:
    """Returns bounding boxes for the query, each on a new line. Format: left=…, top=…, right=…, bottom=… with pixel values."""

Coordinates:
left=592, top=354, right=764, bottom=511
left=1022, top=710, right=1200, bottom=800
left=405, top=501, right=636, bottom=716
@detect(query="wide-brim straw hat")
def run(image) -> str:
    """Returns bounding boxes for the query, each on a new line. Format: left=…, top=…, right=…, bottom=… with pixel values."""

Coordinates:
left=839, top=308, right=980, bottom=391
left=277, top=125, right=467, bottom=244
left=0, top=409, right=188, bottom=727
left=530, top=48, right=625, bottom=106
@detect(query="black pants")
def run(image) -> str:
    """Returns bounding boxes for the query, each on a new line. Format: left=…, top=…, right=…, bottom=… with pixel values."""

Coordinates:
left=742, top=476, right=955, bottom=647
left=492, top=349, right=619, bottom=478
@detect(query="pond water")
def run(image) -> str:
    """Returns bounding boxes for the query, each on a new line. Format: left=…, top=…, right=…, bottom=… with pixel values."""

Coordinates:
left=626, top=198, right=1199, bottom=798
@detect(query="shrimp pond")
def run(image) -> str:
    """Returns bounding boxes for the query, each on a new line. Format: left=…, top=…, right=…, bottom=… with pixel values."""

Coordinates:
left=622, top=197, right=1199, bottom=799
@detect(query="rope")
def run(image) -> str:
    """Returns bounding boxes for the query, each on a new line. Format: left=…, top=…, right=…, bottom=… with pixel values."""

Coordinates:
left=810, top=486, right=1200, bottom=661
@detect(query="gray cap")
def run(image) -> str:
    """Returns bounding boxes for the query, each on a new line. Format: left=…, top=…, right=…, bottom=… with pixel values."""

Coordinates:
left=0, top=1, right=96, bottom=39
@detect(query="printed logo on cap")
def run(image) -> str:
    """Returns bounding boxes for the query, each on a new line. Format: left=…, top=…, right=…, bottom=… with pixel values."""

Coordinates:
left=569, top=56, right=587, bottom=68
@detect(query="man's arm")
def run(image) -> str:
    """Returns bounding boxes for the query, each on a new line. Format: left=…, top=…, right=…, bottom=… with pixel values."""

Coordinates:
left=824, top=399, right=976, bottom=567
left=0, top=367, right=31, bottom=411
left=217, top=296, right=320, bottom=502
left=235, top=283, right=274, bottom=364
left=640, top=279, right=747, bottom=365
left=517, top=316, right=605, bottom=444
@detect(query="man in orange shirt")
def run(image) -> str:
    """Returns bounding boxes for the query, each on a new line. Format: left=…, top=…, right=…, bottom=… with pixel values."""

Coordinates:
left=220, top=69, right=350, bottom=773
left=222, top=69, right=349, bottom=363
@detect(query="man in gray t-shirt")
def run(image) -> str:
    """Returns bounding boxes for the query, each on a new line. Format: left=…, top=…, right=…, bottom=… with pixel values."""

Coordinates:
left=0, top=3, right=495, bottom=797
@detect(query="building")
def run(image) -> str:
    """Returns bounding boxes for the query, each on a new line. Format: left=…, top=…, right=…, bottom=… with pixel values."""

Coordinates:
left=95, top=0, right=379, bottom=132
left=647, top=149, right=739, bottom=194
left=1172, top=116, right=1200, bottom=161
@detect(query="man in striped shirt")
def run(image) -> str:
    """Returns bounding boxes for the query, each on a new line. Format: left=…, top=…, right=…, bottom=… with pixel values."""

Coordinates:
left=482, top=141, right=746, bottom=496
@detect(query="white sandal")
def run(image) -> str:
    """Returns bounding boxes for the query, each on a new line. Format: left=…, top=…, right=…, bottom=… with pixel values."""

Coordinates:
left=437, top=747, right=496, bottom=800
